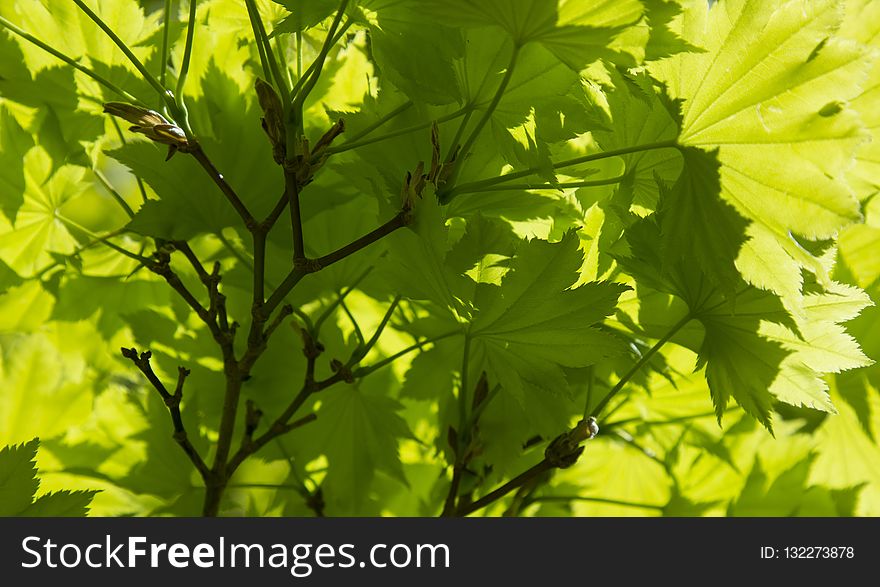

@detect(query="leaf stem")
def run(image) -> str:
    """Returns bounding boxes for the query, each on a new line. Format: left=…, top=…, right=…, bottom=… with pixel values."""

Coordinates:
left=590, top=313, right=694, bottom=418
left=442, top=140, right=679, bottom=203
left=109, top=119, right=150, bottom=204
left=0, top=16, right=143, bottom=104
left=446, top=108, right=474, bottom=162
left=91, top=167, right=135, bottom=218
left=285, top=171, right=306, bottom=263
left=72, top=0, right=168, bottom=98
left=290, top=24, right=350, bottom=100
left=244, top=0, right=271, bottom=80
left=189, top=145, right=257, bottom=229
left=353, top=329, right=461, bottom=378
left=292, top=0, right=349, bottom=112
left=458, top=44, right=521, bottom=165
left=583, top=366, right=594, bottom=421
left=602, top=411, right=720, bottom=431
left=252, top=231, right=266, bottom=304
left=312, top=266, right=373, bottom=335
left=32, top=228, right=131, bottom=279
left=527, top=495, right=665, bottom=511
left=347, top=295, right=401, bottom=367
left=296, top=31, right=303, bottom=78
left=159, top=0, right=173, bottom=90
left=215, top=231, right=254, bottom=272
left=341, top=101, right=414, bottom=145
left=340, top=300, right=365, bottom=346
left=175, top=0, right=198, bottom=101
left=459, top=176, right=627, bottom=194
left=326, top=107, right=468, bottom=155
left=57, top=215, right=148, bottom=264
left=245, top=0, right=290, bottom=103
left=457, top=460, right=555, bottom=517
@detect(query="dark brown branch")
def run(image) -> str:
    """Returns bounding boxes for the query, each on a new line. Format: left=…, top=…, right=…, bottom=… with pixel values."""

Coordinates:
left=456, top=460, right=554, bottom=517
left=502, top=469, right=551, bottom=516
left=173, top=243, right=227, bottom=325
left=148, top=248, right=231, bottom=352
left=189, top=144, right=257, bottom=230
left=264, top=304, right=294, bottom=341
left=121, top=348, right=210, bottom=481
left=263, top=210, right=410, bottom=317
left=312, top=210, right=409, bottom=270
left=238, top=399, right=264, bottom=455
left=252, top=232, right=267, bottom=305
left=263, top=191, right=289, bottom=230
left=228, top=413, right=317, bottom=476
left=455, top=418, right=600, bottom=517
left=226, top=325, right=355, bottom=476
left=173, top=241, right=213, bottom=284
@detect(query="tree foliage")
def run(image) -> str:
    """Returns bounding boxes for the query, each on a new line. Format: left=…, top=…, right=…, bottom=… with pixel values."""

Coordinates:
left=0, top=0, right=878, bottom=517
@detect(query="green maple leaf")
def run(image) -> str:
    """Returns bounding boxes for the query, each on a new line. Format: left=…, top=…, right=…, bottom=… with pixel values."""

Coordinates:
left=651, top=0, right=868, bottom=298
left=400, top=338, right=459, bottom=401
left=305, top=385, right=414, bottom=513
left=657, top=147, right=748, bottom=296
left=379, top=191, right=472, bottom=317
left=840, top=220, right=880, bottom=290
left=415, top=0, right=647, bottom=69
left=0, top=33, right=102, bottom=173
left=593, top=67, right=682, bottom=212
left=0, top=104, right=34, bottom=223
left=471, top=231, right=629, bottom=400
left=641, top=0, right=701, bottom=61
left=619, top=218, right=872, bottom=429
left=0, top=438, right=97, bottom=516
left=51, top=275, right=173, bottom=339
left=120, top=391, right=208, bottom=504
left=728, top=454, right=814, bottom=516
left=0, top=333, right=93, bottom=446
left=840, top=0, right=880, bottom=200
left=365, top=2, right=464, bottom=106
left=0, top=147, right=90, bottom=276
left=0, top=438, right=40, bottom=516
left=271, top=0, right=340, bottom=35
left=697, top=282, right=872, bottom=430
left=811, top=384, right=880, bottom=515
left=20, top=489, right=98, bottom=517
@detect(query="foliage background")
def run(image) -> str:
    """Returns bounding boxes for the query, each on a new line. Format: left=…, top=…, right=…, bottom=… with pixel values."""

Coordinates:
left=0, top=0, right=879, bottom=516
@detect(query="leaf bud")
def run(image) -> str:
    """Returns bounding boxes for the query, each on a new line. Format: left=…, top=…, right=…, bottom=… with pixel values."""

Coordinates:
left=103, top=102, right=189, bottom=159
left=254, top=78, right=287, bottom=164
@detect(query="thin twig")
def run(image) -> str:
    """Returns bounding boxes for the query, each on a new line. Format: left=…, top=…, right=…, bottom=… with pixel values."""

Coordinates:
left=189, top=145, right=257, bottom=229
left=120, top=348, right=210, bottom=481
left=264, top=211, right=409, bottom=317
